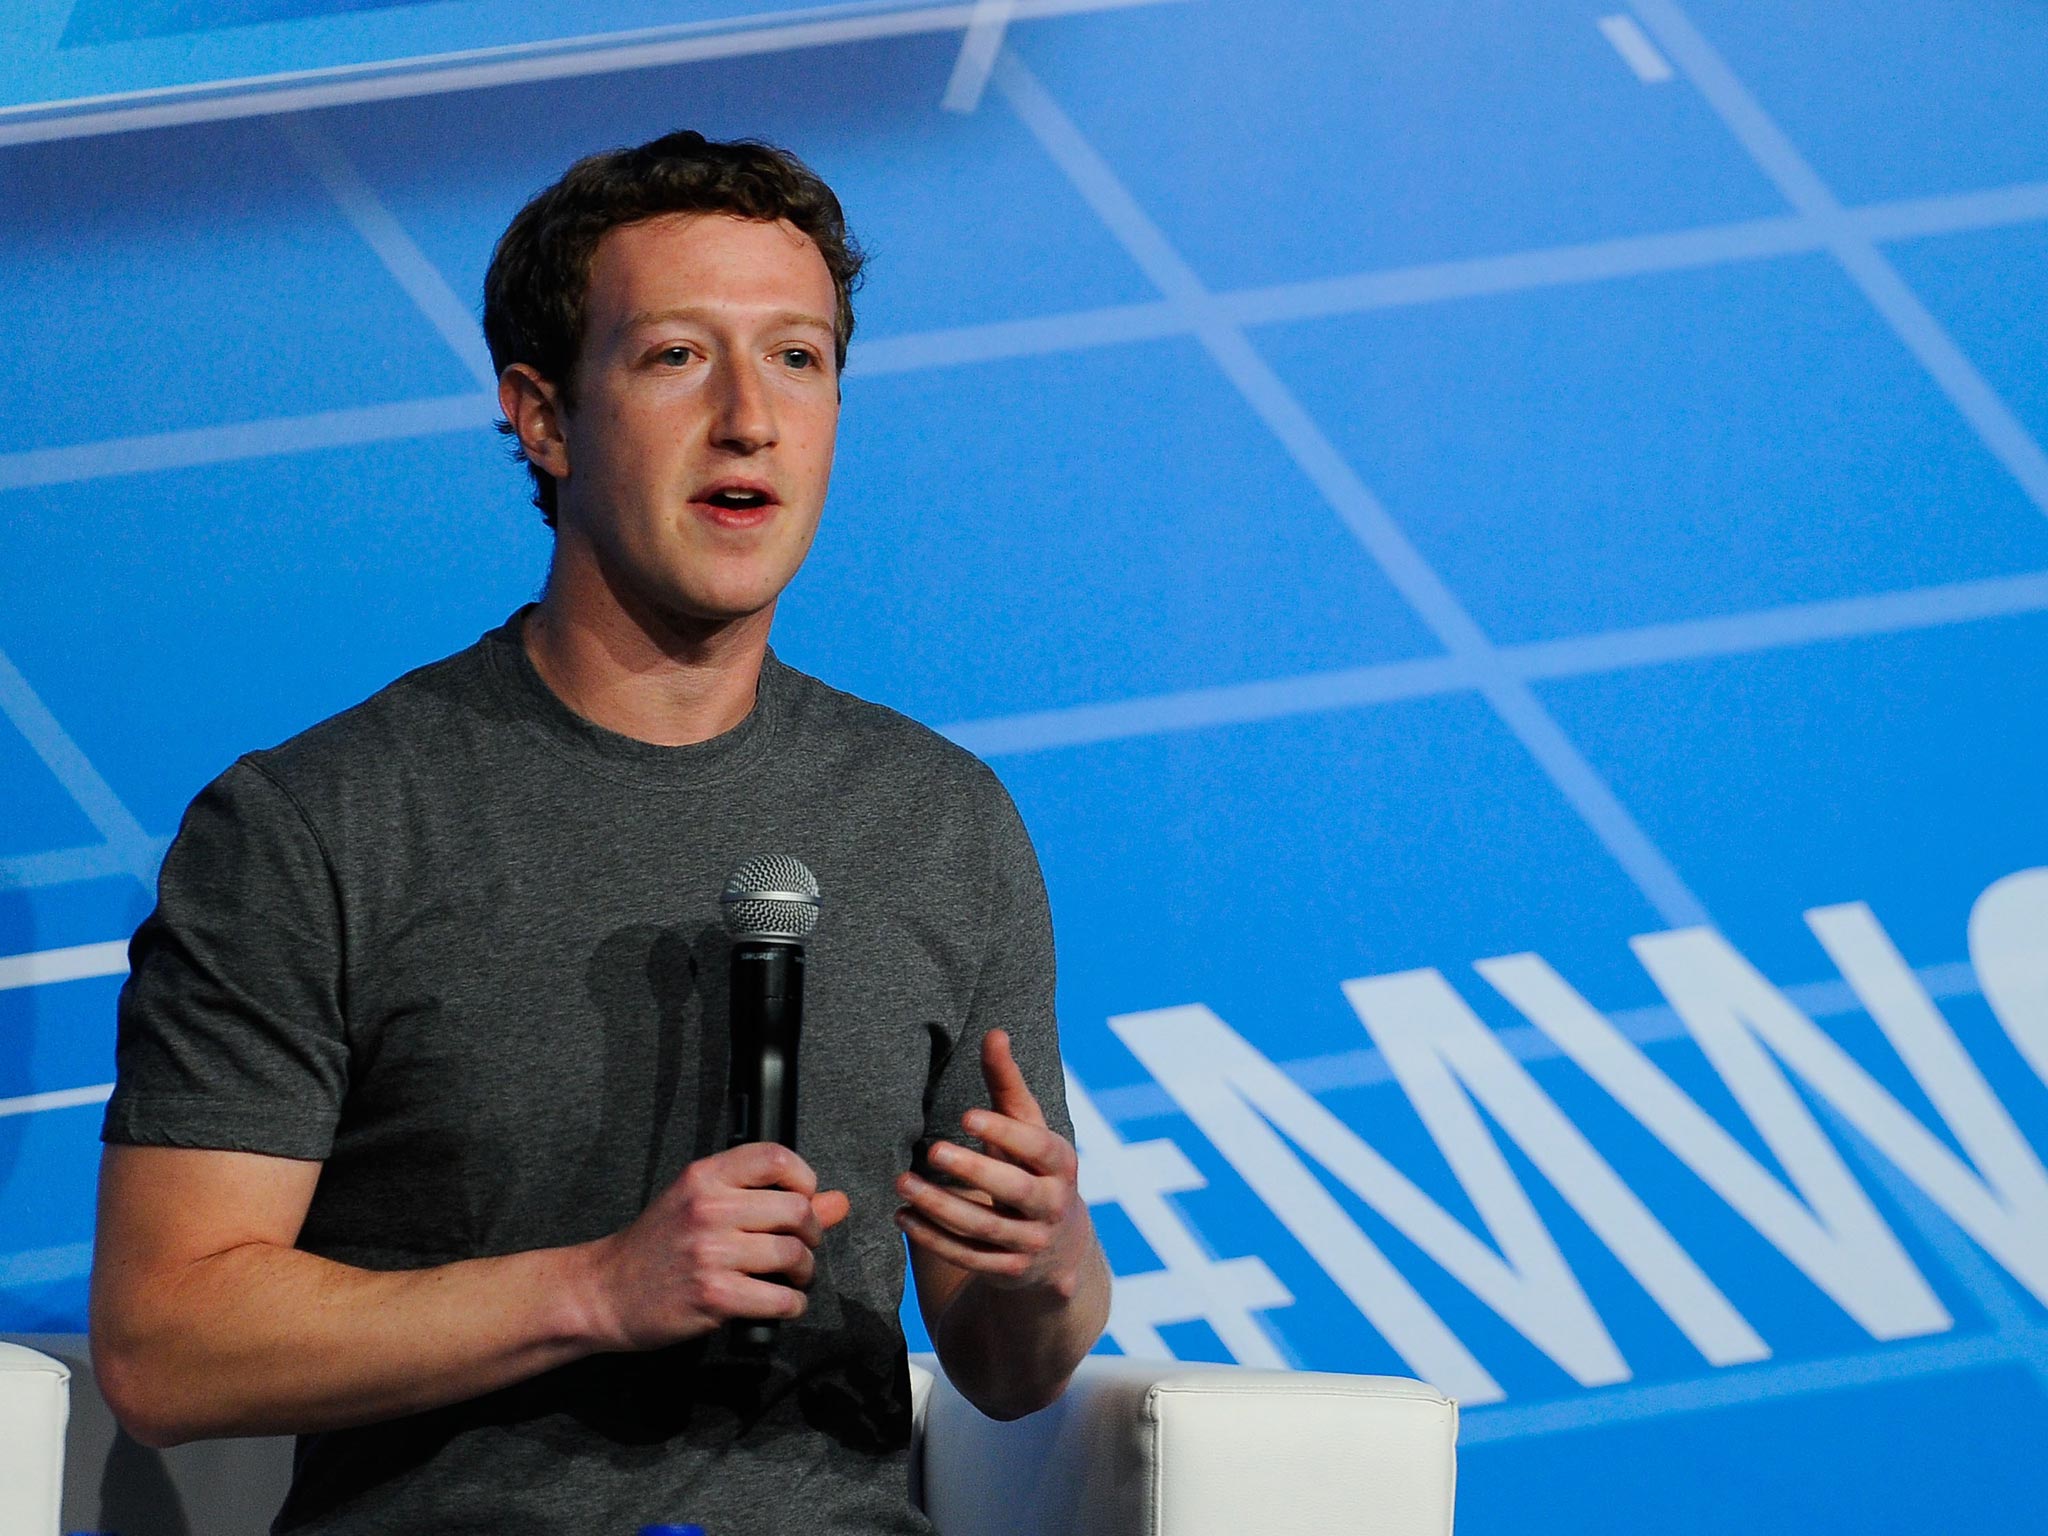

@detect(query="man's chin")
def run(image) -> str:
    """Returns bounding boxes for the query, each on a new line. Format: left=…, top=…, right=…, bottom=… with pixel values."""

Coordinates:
left=646, top=587, right=782, bottom=636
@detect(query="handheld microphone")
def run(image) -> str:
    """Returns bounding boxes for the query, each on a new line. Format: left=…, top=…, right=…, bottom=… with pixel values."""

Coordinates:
left=719, top=854, right=821, bottom=1352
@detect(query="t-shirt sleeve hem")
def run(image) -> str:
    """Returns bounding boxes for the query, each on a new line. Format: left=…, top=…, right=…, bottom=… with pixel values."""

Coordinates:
left=101, top=1091, right=336, bottom=1162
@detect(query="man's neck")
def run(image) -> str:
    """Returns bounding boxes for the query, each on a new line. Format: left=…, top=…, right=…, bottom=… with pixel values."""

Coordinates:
left=522, top=545, right=771, bottom=749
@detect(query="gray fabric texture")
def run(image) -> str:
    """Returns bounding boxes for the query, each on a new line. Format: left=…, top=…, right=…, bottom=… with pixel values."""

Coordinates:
left=104, top=608, right=1070, bottom=1535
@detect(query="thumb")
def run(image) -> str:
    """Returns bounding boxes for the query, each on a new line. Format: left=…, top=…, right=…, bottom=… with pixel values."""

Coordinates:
left=813, top=1189, right=852, bottom=1229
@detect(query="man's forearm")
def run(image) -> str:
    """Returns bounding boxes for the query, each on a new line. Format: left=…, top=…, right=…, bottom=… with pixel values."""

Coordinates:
left=931, top=1237, right=1112, bottom=1421
left=94, top=1238, right=612, bottom=1447
left=94, top=1138, right=843, bottom=1448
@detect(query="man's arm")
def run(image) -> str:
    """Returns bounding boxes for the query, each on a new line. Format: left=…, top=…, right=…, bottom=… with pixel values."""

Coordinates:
left=91, top=1140, right=849, bottom=1448
left=900, top=1030, right=1110, bottom=1421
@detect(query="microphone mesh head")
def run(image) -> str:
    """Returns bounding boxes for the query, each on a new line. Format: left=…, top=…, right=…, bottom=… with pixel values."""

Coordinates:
left=720, top=854, right=822, bottom=940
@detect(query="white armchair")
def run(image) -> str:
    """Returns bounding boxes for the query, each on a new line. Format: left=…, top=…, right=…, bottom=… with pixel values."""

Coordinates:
left=3, top=1336, right=1456, bottom=1535
left=0, top=1340, right=70, bottom=1536
left=913, top=1353, right=1457, bottom=1536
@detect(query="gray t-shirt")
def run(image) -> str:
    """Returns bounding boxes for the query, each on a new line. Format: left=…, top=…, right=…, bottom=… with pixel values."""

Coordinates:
left=104, top=609, right=1070, bottom=1535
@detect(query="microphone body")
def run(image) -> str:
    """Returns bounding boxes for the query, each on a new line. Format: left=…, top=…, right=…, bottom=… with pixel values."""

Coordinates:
left=719, top=855, right=823, bottom=1353
left=726, top=937, right=804, bottom=1155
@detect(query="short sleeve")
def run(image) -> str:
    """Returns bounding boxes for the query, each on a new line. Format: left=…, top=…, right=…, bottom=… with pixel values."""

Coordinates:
left=102, top=757, right=350, bottom=1161
left=923, top=768, right=1072, bottom=1152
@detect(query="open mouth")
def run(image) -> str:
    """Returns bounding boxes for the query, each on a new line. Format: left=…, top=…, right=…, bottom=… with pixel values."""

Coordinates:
left=704, top=488, right=772, bottom=510
left=694, top=481, right=780, bottom=522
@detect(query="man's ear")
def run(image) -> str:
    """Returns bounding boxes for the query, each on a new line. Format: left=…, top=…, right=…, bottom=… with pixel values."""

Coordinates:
left=498, top=364, right=571, bottom=481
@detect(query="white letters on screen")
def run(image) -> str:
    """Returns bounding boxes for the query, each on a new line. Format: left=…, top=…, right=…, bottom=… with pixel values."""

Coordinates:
left=1084, top=865, right=2047, bottom=1400
left=1116, top=1003, right=1629, bottom=1403
left=1342, top=968, right=1768, bottom=1368
left=1067, top=1069, right=1294, bottom=1367
left=1971, top=867, right=2048, bottom=1091
left=1481, top=933, right=1953, bottom=1341
left=1804, top=900, right=2048, bottom=1302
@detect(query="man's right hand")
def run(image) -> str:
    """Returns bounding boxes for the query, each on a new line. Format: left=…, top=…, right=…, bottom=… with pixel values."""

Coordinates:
left=581, top=1142, right=851, bottom=1352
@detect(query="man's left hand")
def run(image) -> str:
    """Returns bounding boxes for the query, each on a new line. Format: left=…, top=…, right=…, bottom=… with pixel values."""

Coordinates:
left=894, top=1029, right=1093, bottom=1299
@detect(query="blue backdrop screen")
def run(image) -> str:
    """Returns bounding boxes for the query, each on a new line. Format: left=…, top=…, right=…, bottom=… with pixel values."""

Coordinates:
left=4, top=2, right=2047, bottom=1532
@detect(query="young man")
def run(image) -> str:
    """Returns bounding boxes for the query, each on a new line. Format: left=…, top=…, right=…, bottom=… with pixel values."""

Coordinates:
left=91, top=130, right=1109, bottom=1534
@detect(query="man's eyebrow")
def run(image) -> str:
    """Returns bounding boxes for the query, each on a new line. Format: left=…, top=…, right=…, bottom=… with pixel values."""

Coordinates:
left=616, top=306, right=836, bottom=338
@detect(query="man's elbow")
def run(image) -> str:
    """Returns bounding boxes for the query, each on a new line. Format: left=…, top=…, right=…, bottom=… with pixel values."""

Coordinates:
left=963, top=1371, right=1074, bottom=1423
left=91, top=1276, right=244, bottom=1450
left=941, top=1338, right=1089, bottom=1422
left=92, top=1331, right=198, bottom=1449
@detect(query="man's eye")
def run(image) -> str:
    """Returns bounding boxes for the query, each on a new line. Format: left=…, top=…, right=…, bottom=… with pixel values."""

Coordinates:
left=658, top=346, right=694, bottom=365
left=781, top=349, right=817, bottom=370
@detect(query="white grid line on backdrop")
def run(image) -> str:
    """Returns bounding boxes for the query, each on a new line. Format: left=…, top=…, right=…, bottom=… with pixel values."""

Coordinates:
left=941, top=0, right=1017, bottom=112
left=279, top=117, right=501, bottom=391
left=0, top=649, right=159, bottom=887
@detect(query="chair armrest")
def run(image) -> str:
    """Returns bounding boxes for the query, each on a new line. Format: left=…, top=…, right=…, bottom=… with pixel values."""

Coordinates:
left=912, top=1352, right=1456, bottom=1536
left=0, top=1340, right=71, bottom=1536
left=908, top=1355, right=936, bottom=1508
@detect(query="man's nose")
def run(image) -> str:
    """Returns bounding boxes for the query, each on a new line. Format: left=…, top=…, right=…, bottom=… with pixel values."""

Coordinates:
left=710, top=353, right=776, bottom=453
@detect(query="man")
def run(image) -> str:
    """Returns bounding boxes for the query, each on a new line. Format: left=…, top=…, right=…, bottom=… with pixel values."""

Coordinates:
left=91, top=130, right=1110, bottom=1533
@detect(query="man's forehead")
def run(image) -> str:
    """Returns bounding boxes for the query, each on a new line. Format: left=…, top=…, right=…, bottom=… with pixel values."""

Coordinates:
left=586, top=213, right=835, bottom=326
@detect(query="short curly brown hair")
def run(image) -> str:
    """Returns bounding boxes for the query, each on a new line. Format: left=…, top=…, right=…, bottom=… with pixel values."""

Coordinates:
left=482, top=129, right=865, bottom=526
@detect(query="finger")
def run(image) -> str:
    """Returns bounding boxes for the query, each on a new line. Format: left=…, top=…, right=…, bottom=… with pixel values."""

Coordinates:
left=960, top=1109, right=1075, bottom=1180
left=923, top=1139, right=1052, bottom=1217
left=709, top=1271, right=811, bottom=1321
left=716, top=1141, right=821, bottom=1196
left=894, top=1208, right=1033, bottom=1283
left=729, top=1188, right=823, bottom=1245
left=730, top=1231, right=816, bottom=1286
left=812, top=1189, right=851, bottom=1229
left=896, top=1171, right=1044, bottom=1251
left=979, top=1030, right=1048, bottom=1128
